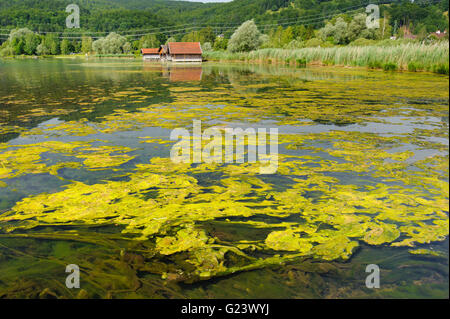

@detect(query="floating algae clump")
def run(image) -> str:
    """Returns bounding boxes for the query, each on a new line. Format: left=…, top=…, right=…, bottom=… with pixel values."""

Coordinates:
left=363, top=223, right=401, bottom=245
left=156, top=226, right=209, bottom=255
left=265, top=230, right=314, bottom=253
left=0, top=66, right=448, bottom=287
left=0, top=109, right=448, bottom=282
left=0, top=143, right=448, bottom=281
left=0, top=141, right=136, bottom=183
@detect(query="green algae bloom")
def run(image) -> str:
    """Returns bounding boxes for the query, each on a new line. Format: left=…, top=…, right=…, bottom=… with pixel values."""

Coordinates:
left=0, top=61, right=448, bottom=298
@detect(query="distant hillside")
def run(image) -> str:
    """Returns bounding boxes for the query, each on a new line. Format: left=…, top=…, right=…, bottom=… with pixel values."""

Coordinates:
left=0, top=0, right=373, bottom=31
left=0, top=0, right=448, bottom=34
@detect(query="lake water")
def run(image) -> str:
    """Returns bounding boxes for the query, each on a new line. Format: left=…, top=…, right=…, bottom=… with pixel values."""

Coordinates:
left=0, top=58, right=448, bottom=298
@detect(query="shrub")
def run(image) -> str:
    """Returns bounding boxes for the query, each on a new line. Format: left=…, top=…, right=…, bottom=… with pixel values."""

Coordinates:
left=202, top=42, right=212, bottom=52
left=304, top=38, right=322, bottom=47
left=432, top=63, right=449, bottom=75
left=0, top=46, right=15, bottom=57
left=92, top=33, right=130, bottom=55
left=408, top=62, right=418, bottom=72
left=213, top=37, right=228, bottom=51
left=383, top=62, right=397, bottom=71
left=349, top=38, right=376, bottom=47
left=228, top=20, right=263, bottom=53
left=296, top=58, right=306, bottom=67
left=368, top=60, right=383, bottom=69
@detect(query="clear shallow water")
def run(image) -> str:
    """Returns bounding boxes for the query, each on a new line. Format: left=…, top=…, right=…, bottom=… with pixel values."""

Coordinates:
left=0, top=58, right=448, bottom=298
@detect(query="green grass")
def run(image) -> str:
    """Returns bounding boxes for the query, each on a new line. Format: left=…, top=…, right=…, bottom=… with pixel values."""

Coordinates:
left=204, top=42, right=449, bottom=75
left=432, top=63, right=449, bottom=75
left=296, top=58, right=306, bottom=67
left=383, top=62, right=397, bottom=71
left=408, top=61, right=418, bottom=72
left=94, top=54, right=135, bottom=58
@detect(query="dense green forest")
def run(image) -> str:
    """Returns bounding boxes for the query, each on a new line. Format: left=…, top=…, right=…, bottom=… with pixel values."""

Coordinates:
left=0, top=0, right=448, bottom=34
left=0, top=0, right=448, bottom=58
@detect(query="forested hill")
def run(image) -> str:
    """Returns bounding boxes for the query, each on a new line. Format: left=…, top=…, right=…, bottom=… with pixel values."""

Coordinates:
left=0, top=0, right=448, bottom=33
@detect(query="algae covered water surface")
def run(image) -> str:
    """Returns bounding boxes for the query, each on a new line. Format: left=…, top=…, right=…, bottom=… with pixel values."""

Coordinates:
left=0, top=59, right=448, bottom=298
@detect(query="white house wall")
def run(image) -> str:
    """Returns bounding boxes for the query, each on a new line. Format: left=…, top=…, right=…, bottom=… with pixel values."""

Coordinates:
left=143, top=54, right=160, bottom=60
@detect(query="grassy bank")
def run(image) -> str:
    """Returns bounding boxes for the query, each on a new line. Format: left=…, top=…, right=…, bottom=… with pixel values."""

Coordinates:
left=204, top=42, right=449, bottom=75
left=1, top=53, right=138, bottom=59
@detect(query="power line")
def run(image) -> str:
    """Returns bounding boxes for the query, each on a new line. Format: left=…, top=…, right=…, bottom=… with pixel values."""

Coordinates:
left=0, top=0, right=443, bottom=40
left=0, top=0, right=385, bottom=35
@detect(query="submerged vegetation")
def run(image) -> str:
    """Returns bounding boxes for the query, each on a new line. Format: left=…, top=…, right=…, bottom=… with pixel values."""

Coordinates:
left=0, top=61, right=448, bottom=298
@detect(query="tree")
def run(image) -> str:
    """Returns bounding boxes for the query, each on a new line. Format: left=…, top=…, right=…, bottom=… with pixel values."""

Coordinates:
left=285, top=39, right=304, bottom=49
left=318, top=22, right=336, bottom=43
left=346, top=13, right=376, bottom=43
left=45, top=34, right=60, bottom=55
left=72, top=40, right=81, bottom=53
left=122, top=42, right=132, bottom=53
left=81, top=36, right=93, bottom=54
left=318, top=14, right=378, bottom=45
left=155, top=33, right=167, bottom=46
left=304, top=38, right=323, bottom=47
left=318, top=17, right=348, bottom=44
left=259, top=34, right=270, bottom=48
left=267, top=26, right=284, bottom=48
left=199, top=27, right=216, bottom=44
left=92, top=38, right=105, bottom=54
left=333, top=17, right=348, bottom=44
left=9, top=28, right=35, bottom=55
left=36, top=43, right=50, bottom=55
left=213, top=37, right=228, bottom=50
left=202, top=42, right=212, bottom=52
left=281, top=26, right=294, bottom=47
left=92, top=32, right=130, bottom=54
left=24, top=32, right=40, bottom=55
left=140, top=34, right=160, bottom=49
left=60, top=39, right=71, bottom=55
left=36, top=34, right=60, bottom=55
left=103, top=33, right=127, bottom=54
left=166, top=37, right=176, bottom=44
left=0, top=44, right=15, bottom=57
left=228, top=20, right=263, bottom=53
left=182, top=31, right=201, bottom=42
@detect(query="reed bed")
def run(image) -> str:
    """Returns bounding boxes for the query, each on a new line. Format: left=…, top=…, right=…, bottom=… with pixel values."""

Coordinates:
left=205, top=42, right=449, bottom=74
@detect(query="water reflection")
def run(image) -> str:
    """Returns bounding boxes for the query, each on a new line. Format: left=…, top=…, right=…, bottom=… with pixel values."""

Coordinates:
left=0, top=59, right=448, bottom=299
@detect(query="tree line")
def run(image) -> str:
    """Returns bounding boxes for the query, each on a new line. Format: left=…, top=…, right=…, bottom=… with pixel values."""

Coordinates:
left=0, top=0, right=448, bottom=57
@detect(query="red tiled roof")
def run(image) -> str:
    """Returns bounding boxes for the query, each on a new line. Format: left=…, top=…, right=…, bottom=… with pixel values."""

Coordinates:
left=430, top=31, right=447, bottom=38
left=168, top=42, right=202, bottom=55
left=141, top=48, right=160, bottom=54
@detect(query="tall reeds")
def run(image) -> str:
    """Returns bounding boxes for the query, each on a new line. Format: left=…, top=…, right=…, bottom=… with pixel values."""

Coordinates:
left=204, top=42, right=449, bottom=74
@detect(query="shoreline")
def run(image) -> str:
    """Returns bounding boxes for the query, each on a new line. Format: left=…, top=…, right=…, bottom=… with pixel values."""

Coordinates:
left=202, top=58, right=448, bottom=75
left=203, top=43, right=450, bottom=75
left=2, top=48, right=449, bottom=76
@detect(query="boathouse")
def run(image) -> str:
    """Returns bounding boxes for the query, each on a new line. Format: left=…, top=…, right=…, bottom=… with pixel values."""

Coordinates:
left=161, top=42, right=202, bottom=62
left=141, top=48, right=160, bottom=61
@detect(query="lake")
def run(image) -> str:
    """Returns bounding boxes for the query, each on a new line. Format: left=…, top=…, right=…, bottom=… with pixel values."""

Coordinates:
left=0, top=58, right=448, bottom=298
